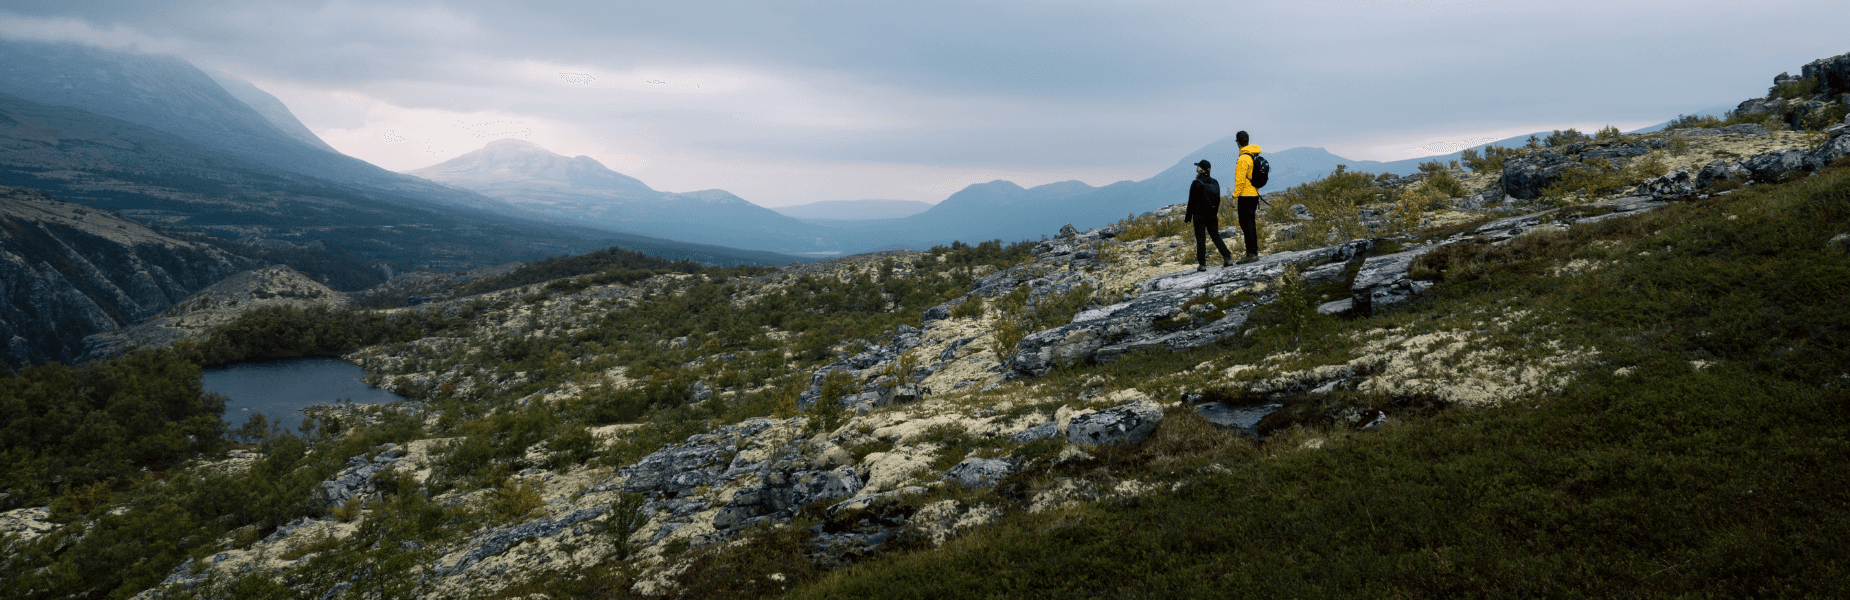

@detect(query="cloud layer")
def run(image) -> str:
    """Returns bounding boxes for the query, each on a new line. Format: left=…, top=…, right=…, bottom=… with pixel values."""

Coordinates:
left=2, top=1, right=1843, bottom=205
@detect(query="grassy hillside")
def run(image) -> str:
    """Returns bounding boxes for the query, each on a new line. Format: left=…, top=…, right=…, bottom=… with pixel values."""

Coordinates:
left=780, top=166, right=1850, bottom=598
left=2, top=119, right=1846, bottom=599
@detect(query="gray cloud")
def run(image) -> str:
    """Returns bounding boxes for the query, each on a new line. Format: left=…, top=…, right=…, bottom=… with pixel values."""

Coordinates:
left=2, top=0, right=1845, bottom=203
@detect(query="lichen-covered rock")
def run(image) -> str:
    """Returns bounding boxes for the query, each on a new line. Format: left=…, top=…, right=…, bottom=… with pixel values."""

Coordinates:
left=1498, top=151, right=1589, bottom=200
left=435, top=506, right=607, bottom=575
left=1741, top=148, right=1815, bottom=182
left=1636, top=169, right=1697, bottom=200
left=1349, top=246, right=1440, bottom=316
left=942, top=457, right=1014, bottom=487
left=1697, top=160, right=1750, bottom=189
left=317, top=444, right=405, bottom=506
left=1066, top=399, right=1163, bottom=447
left=1003, top=240, right=1373, bottom=378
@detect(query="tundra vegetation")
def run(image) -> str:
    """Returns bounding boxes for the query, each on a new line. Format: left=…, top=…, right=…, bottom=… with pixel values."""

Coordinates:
left=4, top=97, right=1850, bottom=599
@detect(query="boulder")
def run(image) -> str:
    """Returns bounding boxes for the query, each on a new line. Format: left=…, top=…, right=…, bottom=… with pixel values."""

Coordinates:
left=1009, top=421, right=1060, bottom=443
left=1066, top=400, right=1164, bottom=447
left=942, top=458, right=1014, bottom=487
left=316, top=444, right=405, bottom=506
left=1636, top=169, right=1696, bottom=200
left=1349, top=246, right=1440, bottom=316
left=1736, top=97, right=1781, bottom=117
left=1058, top=223, right=1079, bottom=238
left=1810, top=134, right=1850, bottom=167
left=757, top=465, right=863, bottom=515
left=1741, top=149, right=1814, bottom=182
left=1498, top=151, right=1589, bottom=200
left=1829, top=233, right=1850, bottom=254
left=1802, top=52, right=1850, bottom=97
left=1696, top=160, right=1749, bottom=189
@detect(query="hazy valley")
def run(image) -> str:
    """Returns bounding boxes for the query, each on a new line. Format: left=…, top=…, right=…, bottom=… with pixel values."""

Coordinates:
left=2, top=36, right=1849, bottom=600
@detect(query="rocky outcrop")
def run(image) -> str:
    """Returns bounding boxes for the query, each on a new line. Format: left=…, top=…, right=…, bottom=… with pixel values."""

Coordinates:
left=80, top=264, right=352, bottom=361
left=1002, top=239, right=1373, bottom=379
left=316, top=444, right=406, bottom=506
left=1498, top=151, right=1589, bottom=200
left=1066, top=400, right=1164, bottom=446
left=0, top=187, right=251, bottom=369
left=612, top=418, right=863, bottom=544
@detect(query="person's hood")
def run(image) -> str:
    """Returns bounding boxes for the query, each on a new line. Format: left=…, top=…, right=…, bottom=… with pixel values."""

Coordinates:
left=1241, top=144, right=1263, bottom=155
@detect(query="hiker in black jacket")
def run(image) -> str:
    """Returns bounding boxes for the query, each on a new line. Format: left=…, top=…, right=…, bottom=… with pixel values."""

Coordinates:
left=1184, top=159, right=1233, bottom=272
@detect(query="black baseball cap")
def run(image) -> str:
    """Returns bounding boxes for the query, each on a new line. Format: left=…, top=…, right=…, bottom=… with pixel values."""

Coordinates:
left=1195, top=160, right=1211, bottom=169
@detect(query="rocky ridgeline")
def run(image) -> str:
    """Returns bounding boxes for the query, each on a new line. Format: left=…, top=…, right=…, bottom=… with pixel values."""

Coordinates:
left=79, top=264, right=352, bottom=361
left=0, top=186, right=251, bottom=369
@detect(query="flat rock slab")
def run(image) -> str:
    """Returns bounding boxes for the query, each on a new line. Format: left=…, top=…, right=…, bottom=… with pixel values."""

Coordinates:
left=1193, top=402, right=1283, bottom=437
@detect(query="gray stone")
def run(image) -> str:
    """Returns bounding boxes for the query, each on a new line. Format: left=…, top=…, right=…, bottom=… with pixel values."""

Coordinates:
left=1009, top=421, right=1060, bottom=443
left=1192, top=401, right=1283, bottom=437
left=1636, top=169, right=1696, bottom=200
left=1349, top=246, right=1440, bottom=316
left=939, top=335, right=978, bottom=361
left=1316, top=297, right=1354, bottom=316
left=1697, top=160, right=1750, bottom=189
left=1058, top=223, right=1079, bottom=238
left=688, top=381, right=713, bottom=403
left=1290, top=203, right=1314, bottom=220
left=1719, top=123, right=1771, bottom=137
left=1001, top=240, right=1373, bottom=378
left=315, top=444, right=404, bottom=506
left=1742, top=149, right=1814, bottom=182
left=1577, top=143, right=1650, bottom=162
left=435, top=505, right=607, bottom=575
left=1810, top=134, right=1850, bottom=167
left=942, top=458, right=1014, bottom=487
left=1498, top=151, right=1590, bottom=200
left=755, top=465, right=862, bottom=515
left=1067, top=400, right=1164, bottom=447
left=1829, top=233, right=1850, bottom=254
left=1802, top=52, right=1850, bottom=98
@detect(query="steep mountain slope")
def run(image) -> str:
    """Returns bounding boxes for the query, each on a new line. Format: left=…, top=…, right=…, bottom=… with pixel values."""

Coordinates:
left=0, top=41, right=805, bottom=273
left=201, top=68, right=341, bottom=155
left=0, top=186, right=250, bottom=369
left=0, top=39, right=520, bottom=218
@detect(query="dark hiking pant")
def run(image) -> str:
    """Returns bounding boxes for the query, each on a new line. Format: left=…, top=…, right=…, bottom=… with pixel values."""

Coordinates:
left=1193, top=213, right=1231, bottom=265
left=1237, top=195, right=1261, bottom=256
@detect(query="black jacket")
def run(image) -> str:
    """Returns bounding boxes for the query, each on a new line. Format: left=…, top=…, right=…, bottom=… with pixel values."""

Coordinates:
left=1186, top=175, right=1221, bottom=220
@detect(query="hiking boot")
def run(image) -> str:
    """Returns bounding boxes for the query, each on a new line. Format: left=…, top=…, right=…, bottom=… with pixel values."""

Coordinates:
left=1196, top=264, right=1207, bottom=272
left=1221, top=254, right=1234, bottom=267
left=1237, top=252, right=1259, bottom=264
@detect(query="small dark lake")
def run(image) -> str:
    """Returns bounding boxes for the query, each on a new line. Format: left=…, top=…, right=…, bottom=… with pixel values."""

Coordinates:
left=203, top=357, right=405, bottom=432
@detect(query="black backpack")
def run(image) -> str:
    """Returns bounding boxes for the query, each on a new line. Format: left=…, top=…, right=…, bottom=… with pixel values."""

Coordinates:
left=1247, top=152, right=1270, bottom=189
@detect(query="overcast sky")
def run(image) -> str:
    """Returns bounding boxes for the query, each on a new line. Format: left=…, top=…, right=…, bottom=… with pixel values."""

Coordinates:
left=1, top=1, right=1844, bottom=206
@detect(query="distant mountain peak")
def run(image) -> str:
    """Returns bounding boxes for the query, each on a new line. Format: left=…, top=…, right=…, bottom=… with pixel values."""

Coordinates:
left=410, top=139, right=655, bottom=194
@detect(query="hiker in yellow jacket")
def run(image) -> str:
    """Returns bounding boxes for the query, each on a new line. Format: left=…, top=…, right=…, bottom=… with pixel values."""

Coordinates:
left=1231, top=131, right=1263, bottom=264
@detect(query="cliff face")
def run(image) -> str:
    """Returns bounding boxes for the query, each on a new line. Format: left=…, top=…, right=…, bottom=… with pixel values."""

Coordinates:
left=80, top=264, right=351, bottom=361
left=0, top=186, right=249, bottom=369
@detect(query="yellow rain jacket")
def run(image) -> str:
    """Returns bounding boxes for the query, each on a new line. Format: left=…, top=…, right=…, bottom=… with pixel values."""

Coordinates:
left=1232, top=144, right=1263, bottom=197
